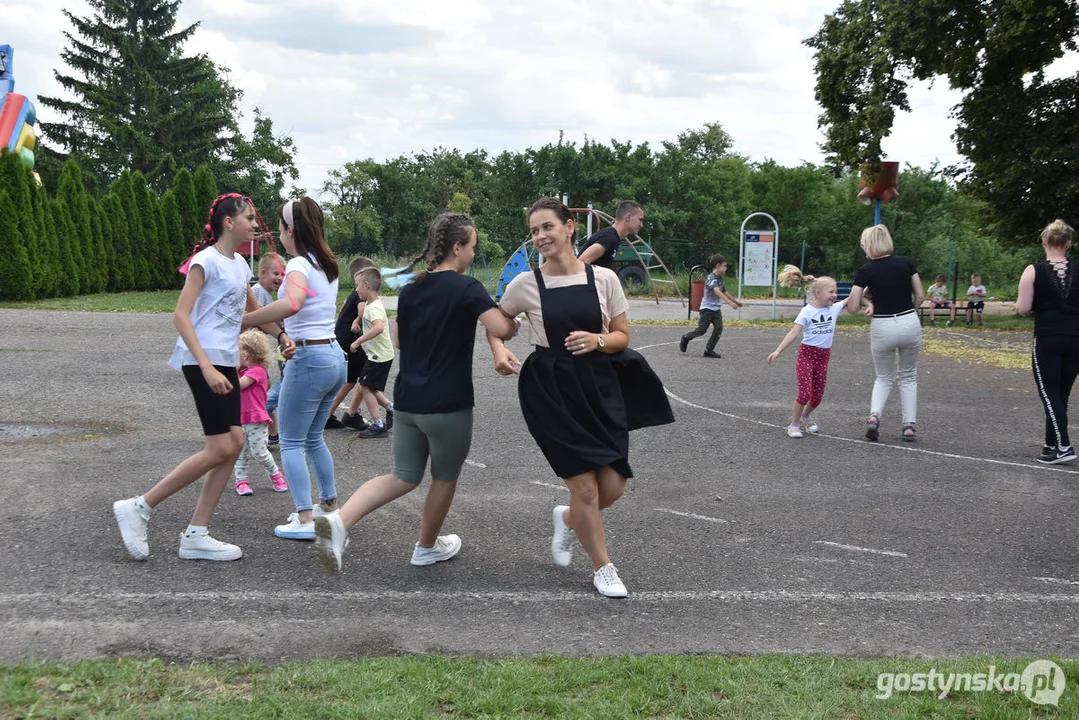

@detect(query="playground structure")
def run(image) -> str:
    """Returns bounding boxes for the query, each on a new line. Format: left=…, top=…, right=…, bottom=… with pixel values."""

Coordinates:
left=0, top=45, right=39, bottom=177
left=495, top=205, right=685, bottom=306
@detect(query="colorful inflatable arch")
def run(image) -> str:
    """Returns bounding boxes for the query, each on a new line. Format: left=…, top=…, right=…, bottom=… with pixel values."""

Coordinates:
left=0, top=45, right=38, bottom=170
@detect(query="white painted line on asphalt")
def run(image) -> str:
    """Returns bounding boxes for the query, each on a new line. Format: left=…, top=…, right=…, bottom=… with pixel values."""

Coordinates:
left=1034, top=576, right=1079, bottom=586
left=656, top=508, right=727, bottom=524
left=530, top=481, right=566, bottom=490
left=4, top=589, right=1079, bottom=604
left=813, top=541, right=908, bottom=558
left=662, top=387, right=1079, bottom=475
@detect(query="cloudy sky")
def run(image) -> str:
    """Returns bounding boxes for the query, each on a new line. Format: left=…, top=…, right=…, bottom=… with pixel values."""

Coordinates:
left=8, top=0, right=1073, bottom=196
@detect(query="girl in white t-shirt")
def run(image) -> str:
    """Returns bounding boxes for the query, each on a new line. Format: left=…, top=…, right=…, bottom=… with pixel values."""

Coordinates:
left=113, top=193, right=288, bottom=562
left=768, top=267, right=848, bottom=438
left=243, top=196, right=346, bottom=541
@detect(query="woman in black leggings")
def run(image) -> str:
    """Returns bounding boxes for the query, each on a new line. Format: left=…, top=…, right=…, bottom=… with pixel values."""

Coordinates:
left=1015, top=219, right=1079, bottom=465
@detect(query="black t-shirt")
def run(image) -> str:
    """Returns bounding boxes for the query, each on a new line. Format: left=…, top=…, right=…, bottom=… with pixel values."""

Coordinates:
left=1032, top=261, right=1079, bottom=337
left=579, top=226, right=621, bottom=270
left=334, top=290, right=361, bottom=348
left=853, top=256, right=918, bottom=315
left=393, top=271, right=497, bottom=414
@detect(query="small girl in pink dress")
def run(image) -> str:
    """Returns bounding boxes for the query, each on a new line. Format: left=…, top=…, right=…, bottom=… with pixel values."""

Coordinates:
left=234, top=331, right=287, bottom=495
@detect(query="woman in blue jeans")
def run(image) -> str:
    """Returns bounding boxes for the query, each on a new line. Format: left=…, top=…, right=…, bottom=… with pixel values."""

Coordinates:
left=243, top=197, right=345, bottom=539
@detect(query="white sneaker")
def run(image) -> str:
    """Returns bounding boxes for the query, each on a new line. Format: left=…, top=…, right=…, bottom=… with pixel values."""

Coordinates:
left=410, top=534, right=462, bottom=566
left=786, top=424, right=803, bottom=438
left=593, top=562, right=628, bottom=598
left=275, top=512, right=315, bottom=540
left=801, top=414, right=819, bottom=434
left=113, top=497, right=151, bottom=560
left=178, top=530, right=242, bottom=561
left=314, top=511, right=349, bottom=573
left=551, top=505, right=574, bottom=566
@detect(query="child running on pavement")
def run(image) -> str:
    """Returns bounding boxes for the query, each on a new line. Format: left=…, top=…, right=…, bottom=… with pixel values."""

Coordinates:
left=233, top=330, right=287, bottom=496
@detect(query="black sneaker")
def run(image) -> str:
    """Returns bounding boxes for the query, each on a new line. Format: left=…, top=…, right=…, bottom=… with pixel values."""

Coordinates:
left=325, top=414, right=345, bottom=430
left=703, top=349, right=721, bottom=358
left=342, top=412, right=368, bottom=431
left=679, top=336, right=689, bottom=353
left=267, top=434, right=279, bottom=447
left=385, top=408, right=394, bottom=430
left=357, top=424, right=388, bottom=439
left=1037, top=446, right=1077, bottom=465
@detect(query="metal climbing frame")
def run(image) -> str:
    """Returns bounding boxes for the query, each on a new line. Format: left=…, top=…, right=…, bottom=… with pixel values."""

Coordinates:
left=570, top=207, right=685, bottom=307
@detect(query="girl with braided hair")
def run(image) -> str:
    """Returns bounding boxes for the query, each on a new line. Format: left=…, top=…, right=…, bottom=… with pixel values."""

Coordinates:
left=243, top=196, right=347, bottom=541
left=489, top=197, right=674, bottom=598
left=113, top=194, right=287, bottom=562
left=313, top=212, right=519, bottom=572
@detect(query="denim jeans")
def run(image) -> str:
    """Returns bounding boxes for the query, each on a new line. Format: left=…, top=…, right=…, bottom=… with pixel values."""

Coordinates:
left=869, top=312, right=921, bottom=423
left=278, top=341, right=346, bottom=511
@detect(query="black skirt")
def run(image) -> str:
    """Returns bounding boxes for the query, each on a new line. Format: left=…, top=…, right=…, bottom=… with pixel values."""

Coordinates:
left=518, top=347, right=674, bottom=479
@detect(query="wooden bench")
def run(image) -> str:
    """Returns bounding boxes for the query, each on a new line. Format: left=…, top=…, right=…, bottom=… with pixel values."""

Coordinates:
left=918, top=299, right=970, bottom=326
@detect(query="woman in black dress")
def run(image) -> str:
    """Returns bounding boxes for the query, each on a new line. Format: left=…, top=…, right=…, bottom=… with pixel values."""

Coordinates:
left=491, top=197, right=674, bottom=598
left=1015, top=219, right=1079, bottom=464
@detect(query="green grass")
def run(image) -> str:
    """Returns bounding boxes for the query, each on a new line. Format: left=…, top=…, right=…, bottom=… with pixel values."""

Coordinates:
left=1, top=655, right=1074, bottom=718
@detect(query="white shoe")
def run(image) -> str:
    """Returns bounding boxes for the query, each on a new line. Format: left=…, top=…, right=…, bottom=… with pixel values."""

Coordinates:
left=786, top=424, right=803, bottom=438
left=314, top=511, right=349, bottom=573
left=178, top=530, right=242, bottom=561
left=113, top=497, right=151, bottom=560
left=801, top=414, right=819, bottom=434
left=593, top=562, right=628, bottom=598
left=410, top=534, right=462, bottom=566
left=275, top=512, right=315, bottom=540
left=551, top=505, right=574, bottom=566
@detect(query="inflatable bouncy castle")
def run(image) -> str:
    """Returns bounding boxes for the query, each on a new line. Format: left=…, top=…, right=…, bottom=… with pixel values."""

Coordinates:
left=0, top=45, right=39, bottom=171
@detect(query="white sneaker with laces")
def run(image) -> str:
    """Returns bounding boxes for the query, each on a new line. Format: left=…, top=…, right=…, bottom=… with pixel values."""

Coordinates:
left=275, top=512, right=315, bottom=540
left=593, top=562, right=628, bottom=598
left=786, top=424, right=803, bottom=438
left=551, top=505, right=574, bottom=566
left=178, top=530, right=242, bottom=561
left=314, top=511, right=349, bottom=573
left=801, top=414, right=819, bottom=434
left=410, top=534, right=462, bottom=566
left=113, top=496, right=151, bottom=560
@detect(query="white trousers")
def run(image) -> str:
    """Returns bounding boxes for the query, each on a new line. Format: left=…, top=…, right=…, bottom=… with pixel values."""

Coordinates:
left=869, top=312, right=922, bottom=423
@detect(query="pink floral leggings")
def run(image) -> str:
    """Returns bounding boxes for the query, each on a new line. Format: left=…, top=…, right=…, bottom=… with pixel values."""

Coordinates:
left=234, top=422, right=280, bottom=482
left=795, top=344, right=832, bottom=408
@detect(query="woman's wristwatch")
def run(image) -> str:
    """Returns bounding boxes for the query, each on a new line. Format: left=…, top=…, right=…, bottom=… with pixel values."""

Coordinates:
left=596, top=334, right=605, bottom=349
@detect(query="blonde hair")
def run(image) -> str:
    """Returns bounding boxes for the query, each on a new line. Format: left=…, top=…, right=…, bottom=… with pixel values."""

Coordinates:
left=348, top=256, right=375, bottom=280
left=779, top=265, right=835, bottom=301
left=860, top=224, right=894, bottom=259
left=355, top=267, right=382, bottom=292
left=1041, top=219, right=1074, bottom=250
left=258, top=254, right=280, bottom=272
left=238, top=330, right=272, bottom=370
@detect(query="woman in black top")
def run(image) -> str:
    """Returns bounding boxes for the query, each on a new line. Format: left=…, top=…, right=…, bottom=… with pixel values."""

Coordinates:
left=1015, top=219, right=1079, bottom=464
left=846, top=224, right=924, bottom=442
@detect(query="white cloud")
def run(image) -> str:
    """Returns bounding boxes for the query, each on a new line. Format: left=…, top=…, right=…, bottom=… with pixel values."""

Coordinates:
left=10, top=0, right=1025, bottom=195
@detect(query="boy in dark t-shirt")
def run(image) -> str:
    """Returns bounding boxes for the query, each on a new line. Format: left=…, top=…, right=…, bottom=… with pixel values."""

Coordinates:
left=325, top=257, right=375, bottom=429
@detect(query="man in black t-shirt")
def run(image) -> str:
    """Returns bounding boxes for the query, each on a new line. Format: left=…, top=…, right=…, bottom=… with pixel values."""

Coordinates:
left=578, top=201, right=644, bottom=271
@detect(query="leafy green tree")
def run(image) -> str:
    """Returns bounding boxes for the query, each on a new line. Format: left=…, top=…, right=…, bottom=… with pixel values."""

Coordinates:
left=39, top=0, right=239, bottom=192
left=133, top=172, right=166, bottom=287
left=112, top=171, right=150, bottom=289
left=49, top=200, right=81, bottom=296
left=193, top=164, right=218, bottom=227
left=171, top=168, right=200, bottom=253
left=30, top=180, right=60, bottom=297
left=160, top=188, right=186, bottom=284
left=100, top=194, right=132, bottom=291
left=0, top=152, right=42, bottom=297
left=806, top=0, right=1079, bottom=241
left=214, top=108, right=299, bottom=221
left=448, top=192, right=503, bottom=262
left=322, top=159, right=383, bottom=253
left=0, top=188, right=34, bottom=300
left=57, top=160, right=103, bottom=292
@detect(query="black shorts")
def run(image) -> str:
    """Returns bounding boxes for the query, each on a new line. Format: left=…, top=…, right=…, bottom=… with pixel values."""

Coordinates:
left=182, top=365, right=241, bottom=436
left=359, top=358, right=393, bottom=392
left=969, top=300, right=985, bottom=313
left=346, top=347, right=367, bottom=383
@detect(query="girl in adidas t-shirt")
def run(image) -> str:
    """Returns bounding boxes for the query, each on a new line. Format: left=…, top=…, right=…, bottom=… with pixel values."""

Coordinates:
left=768, top=268, right=848, bottom=438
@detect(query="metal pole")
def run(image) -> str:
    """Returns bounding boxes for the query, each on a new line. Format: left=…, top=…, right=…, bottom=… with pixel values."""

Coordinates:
left=874, top=199, right=881, bottom=226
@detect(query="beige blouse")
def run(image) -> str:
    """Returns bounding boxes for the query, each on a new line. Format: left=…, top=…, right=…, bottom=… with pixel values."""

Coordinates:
left=499, top=266, right=630, bottom=348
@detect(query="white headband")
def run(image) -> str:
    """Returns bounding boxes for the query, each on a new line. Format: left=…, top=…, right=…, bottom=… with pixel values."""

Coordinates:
left=282, top=199, right=298, bottom=229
